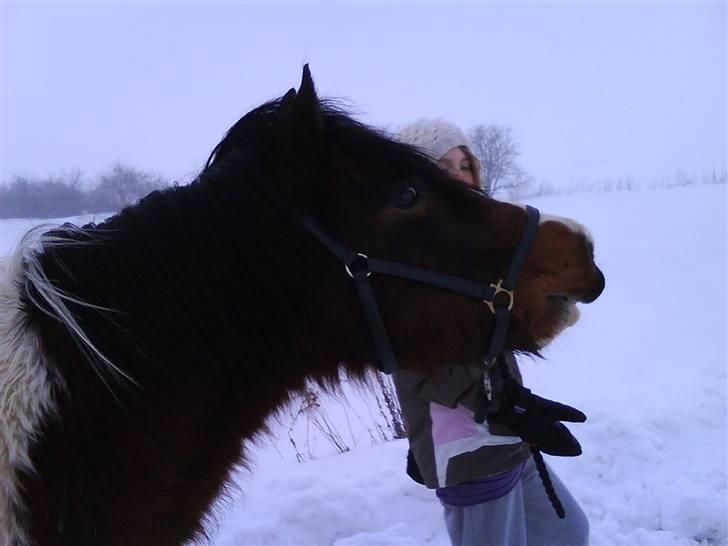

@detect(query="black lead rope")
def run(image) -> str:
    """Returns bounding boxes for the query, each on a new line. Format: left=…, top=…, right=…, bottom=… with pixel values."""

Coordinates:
left=531, top=448, right=566, bottom=519
left=482, top=355, right=567, bottom=520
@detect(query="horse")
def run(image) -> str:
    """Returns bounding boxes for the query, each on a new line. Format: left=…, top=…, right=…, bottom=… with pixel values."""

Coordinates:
left=0, top=66, right=604, bottom=546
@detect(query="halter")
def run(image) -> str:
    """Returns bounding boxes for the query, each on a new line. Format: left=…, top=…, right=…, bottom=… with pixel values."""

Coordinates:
left=301, top=205, right=540, bottom=374
left=303, top=205, right=570, bottom=519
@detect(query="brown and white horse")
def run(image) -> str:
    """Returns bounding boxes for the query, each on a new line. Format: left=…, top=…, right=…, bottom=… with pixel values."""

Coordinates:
left=0, top=67, right=603, bottom=545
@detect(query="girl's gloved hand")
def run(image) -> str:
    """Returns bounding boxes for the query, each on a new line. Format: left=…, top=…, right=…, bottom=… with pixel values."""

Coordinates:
left=488, top=383, right=586, bottom=457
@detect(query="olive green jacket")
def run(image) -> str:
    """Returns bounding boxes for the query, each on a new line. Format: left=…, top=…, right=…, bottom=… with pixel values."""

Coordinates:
left=393, top=353, right=530, bottom=489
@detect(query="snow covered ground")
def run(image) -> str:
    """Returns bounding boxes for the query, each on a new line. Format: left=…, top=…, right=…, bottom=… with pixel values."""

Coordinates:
left=1, top=184, right=725, bottom=545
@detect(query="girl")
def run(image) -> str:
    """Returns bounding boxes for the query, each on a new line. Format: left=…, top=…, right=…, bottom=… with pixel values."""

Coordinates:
left=395, top=119, right=589, bottom=546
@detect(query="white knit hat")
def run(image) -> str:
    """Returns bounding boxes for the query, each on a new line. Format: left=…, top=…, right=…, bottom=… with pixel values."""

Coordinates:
left=396, top=118, right=472, bottom=162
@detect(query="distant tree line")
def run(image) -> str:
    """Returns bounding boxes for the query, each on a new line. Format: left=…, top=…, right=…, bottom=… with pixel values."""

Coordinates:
left=4, top=132, right=720, bottom=219
left=1, top=123, right=531, bottom=218
left=0, top=163, right=169, bottom=219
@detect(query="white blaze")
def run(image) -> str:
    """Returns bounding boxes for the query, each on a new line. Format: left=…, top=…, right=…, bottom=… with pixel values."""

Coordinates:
left=539, top=213, right=594, bottom=248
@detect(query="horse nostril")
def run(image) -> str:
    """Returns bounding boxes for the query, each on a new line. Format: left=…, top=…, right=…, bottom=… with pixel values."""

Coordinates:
left=583, top=268, right=605, bottom=303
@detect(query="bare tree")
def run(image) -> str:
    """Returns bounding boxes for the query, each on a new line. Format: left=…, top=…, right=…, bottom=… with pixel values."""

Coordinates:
left=468, top=124, right=532, bottom=197
left=60, top=167, right=86, bottom=191
left=88, top=163, right=165, bottom=213
left=707, top=169, right=727, bottom=185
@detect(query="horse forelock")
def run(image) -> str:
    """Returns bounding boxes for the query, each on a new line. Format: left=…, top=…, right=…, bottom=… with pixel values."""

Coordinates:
left=0, top=245, right=61, bottom=546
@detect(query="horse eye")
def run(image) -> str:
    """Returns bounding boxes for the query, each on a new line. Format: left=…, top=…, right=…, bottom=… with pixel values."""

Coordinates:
left=394, top=187, right=418, bottom=209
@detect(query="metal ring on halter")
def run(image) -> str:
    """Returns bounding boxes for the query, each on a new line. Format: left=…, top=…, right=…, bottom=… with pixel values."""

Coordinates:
left=484, top=279, right=514, bottom=314
left=345, top=253, right=371, bottom=278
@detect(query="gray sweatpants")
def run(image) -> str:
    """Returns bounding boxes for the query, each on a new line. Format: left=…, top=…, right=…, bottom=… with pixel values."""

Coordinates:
left=442, top=457, right=589, bottom=546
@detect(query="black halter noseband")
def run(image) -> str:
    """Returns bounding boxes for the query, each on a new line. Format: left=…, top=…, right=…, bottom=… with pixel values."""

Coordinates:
left=301, top=205, right=540, bottom=374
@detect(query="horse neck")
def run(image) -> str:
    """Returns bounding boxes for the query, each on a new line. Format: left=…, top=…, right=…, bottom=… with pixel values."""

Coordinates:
left=16, top=173, right=350, bottom=545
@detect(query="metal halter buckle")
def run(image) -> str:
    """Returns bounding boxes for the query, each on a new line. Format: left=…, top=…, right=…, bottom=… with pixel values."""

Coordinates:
left=484, top=279, right=514, bottom=314
left=345, top=253, right=371, bottom=278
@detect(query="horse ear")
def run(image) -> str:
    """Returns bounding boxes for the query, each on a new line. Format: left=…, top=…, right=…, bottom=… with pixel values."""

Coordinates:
left=280, top=87, right=297, bottom=112
left=297, top=65, right=317, bottom=106
left=268, top=66, right=328, bottom=210
left=270, top=65, right=326, bottom=171
left=288, top=64, right=325, bottom=137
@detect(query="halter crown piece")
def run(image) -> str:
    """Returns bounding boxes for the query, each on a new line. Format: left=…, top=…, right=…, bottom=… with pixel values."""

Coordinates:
left=300, top=205, right=541, bottom=374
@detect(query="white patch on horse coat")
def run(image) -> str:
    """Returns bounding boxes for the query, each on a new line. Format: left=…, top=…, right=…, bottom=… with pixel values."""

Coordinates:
left=0, top=242, right=60, bottom=546
left=539, top=213, right=594, bottom=247
left=506, top=204, right=593, bottom=247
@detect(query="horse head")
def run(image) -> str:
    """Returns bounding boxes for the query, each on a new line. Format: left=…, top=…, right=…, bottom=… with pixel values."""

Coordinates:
left=243, top=65, right=605, bottom=372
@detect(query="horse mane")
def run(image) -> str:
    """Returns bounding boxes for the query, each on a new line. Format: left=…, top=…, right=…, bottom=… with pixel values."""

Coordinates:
left=209, top=95, right=439, bottom=183
left=205, top=97, right=284, bottom=168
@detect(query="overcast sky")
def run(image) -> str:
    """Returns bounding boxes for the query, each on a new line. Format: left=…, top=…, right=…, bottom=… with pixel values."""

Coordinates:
left=2, top=1, right=725, bottom=188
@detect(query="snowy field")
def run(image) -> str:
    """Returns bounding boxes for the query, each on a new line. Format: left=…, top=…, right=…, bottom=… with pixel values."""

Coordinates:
left=1, top=184, right=725, bottom=545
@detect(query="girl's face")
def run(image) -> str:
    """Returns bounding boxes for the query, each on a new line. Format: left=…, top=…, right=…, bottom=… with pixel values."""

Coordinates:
left=438, top=146, right=476, bottom=187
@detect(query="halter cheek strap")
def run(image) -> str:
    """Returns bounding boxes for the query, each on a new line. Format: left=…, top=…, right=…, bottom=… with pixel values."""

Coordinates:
left=485, top=205, right=540, bottom=362
left=301, top=205, right=540, bottom=374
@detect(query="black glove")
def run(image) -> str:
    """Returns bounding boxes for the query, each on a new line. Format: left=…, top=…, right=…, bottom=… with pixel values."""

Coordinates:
left=488, top=381, right=586, bottom=457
